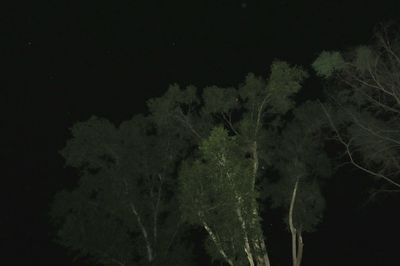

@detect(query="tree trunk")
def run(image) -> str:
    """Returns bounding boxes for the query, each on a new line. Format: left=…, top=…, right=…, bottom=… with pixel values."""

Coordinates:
left=289, top=177, right=304, bottom=266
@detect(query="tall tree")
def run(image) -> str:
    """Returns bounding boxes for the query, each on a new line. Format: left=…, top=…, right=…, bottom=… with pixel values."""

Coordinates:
left=53, top=60, right=332, bottom=266
left=312, top=22, right=400, bottom=197
left=51, top=115, right=194, bottom=266
left=262, top=101, right=332, bottom=266
left=152, top=61, right=329, bottom=265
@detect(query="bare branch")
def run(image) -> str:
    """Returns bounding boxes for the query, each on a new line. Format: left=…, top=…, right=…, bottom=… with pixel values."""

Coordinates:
left=319, top=101, right=400, bottom=189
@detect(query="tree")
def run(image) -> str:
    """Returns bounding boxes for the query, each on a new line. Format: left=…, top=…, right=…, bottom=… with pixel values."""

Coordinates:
left=312, top=22, right=400, bottom=197
left=148, top=61, right=329, bottom=266
left=53, top=60, right=332, bottom=266
left=51, top=115, right=194, bottom=266
left=262, top=101, right=332, bottom=266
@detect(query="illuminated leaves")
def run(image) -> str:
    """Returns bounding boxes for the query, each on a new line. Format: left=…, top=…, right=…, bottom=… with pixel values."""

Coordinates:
left=312, top=51, right=345, bottom=78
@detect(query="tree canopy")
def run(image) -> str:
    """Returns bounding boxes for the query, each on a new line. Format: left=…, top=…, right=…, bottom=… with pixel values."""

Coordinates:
left=52, top=23, right=400, bottom=266
left=52, top=59, right=334, bottom=266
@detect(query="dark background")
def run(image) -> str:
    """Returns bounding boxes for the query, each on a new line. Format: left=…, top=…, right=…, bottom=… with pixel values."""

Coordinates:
left=3, top=0, right=400, bottom=265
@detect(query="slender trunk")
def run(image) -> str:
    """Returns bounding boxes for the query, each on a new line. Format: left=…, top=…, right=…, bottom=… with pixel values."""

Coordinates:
left=289, top=177, right=304, bottom=266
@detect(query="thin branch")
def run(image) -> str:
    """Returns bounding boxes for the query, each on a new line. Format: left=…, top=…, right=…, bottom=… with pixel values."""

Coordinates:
left=255, top=94, right=270, bottom=138
left=359, top=89, right=400, bottom=114
left=166, top=220, right=181, bottom=253
left=201, top=217, right=233, bottom=266
left=221, top=112, right=240, bottom=135
left=122, top=178, right=154, bottom=262
left=129, top=202, right=154, bottom=262
left=319, top=101, right=400, bottom=189
left=110, top=258, right=127, bottom=266
left=153, top=174, right=163, bottom=242
left=174, top=111, right=202, bottom=140
left=345, top=109, right=400, bottom=146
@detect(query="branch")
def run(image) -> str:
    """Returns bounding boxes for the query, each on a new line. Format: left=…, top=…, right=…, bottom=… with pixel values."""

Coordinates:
left=153, top=174, right=163, bottom=242
left=251, top=141, right=258, bottom=190
left=319, top=101, right=400, bottom=189
left=358, top=89, right=400, bottom=114
left=221, top=112, right=240, bottom=135
left=175, top=110, right=203, bottom=140
left=129, top=202, right=154, bottom=262
left=122, top=178, right=154, bottom=262
left=109, top=258, right=127, bottom=266
left=255, top=94, right=270, bottom=138
left=166, top=220, right=181, bottom=253
left=346, top=110, right=400, bottom=146
left=200, top=216, right=233, bottom=266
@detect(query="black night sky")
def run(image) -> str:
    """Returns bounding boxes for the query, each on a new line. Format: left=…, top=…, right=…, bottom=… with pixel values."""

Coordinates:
left=3, top=1, right=400, bottom=265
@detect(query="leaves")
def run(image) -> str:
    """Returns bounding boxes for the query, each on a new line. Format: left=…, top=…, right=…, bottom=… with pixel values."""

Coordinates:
left=54, top=59, right=332, bottom=266
left=263, top=101, right=331, bottom=232
left=267, top=61, right=309, bottom=113
left=202, top=86, right=239, bottom=114
left=354, top=45, right=374, bottom=73
left=312, top=51, right=345, bottom=78
left=53, top=114, right=195, bottom=265
left=60, top=116, right=119, bottom=171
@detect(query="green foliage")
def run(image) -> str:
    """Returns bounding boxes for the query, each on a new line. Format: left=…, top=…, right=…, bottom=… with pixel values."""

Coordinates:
left=312, top=51, right=345, bottom=78
left=267, top=61, right=309, bottom=113
left=52, top=114, right=195, bottom=265
left=51, top=188, right=138, bottom=265
left=179, top=127, right=256, bottom=263
left=179, top=127, right=253, bottom=223
left=54, top=59, right=329, bottom=266
left=146, top=84, right=200, bottom=132
left=202, top=86, right=239, bottom=114
left=263, top=101, right=331, bottom=232
left=238, top=61, right=308, bottom=115
left=60, top=116, right=119, bottom=171
left=238, top=72, right=266, bottom=110
left=354, top=45, right=374, bottom=73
